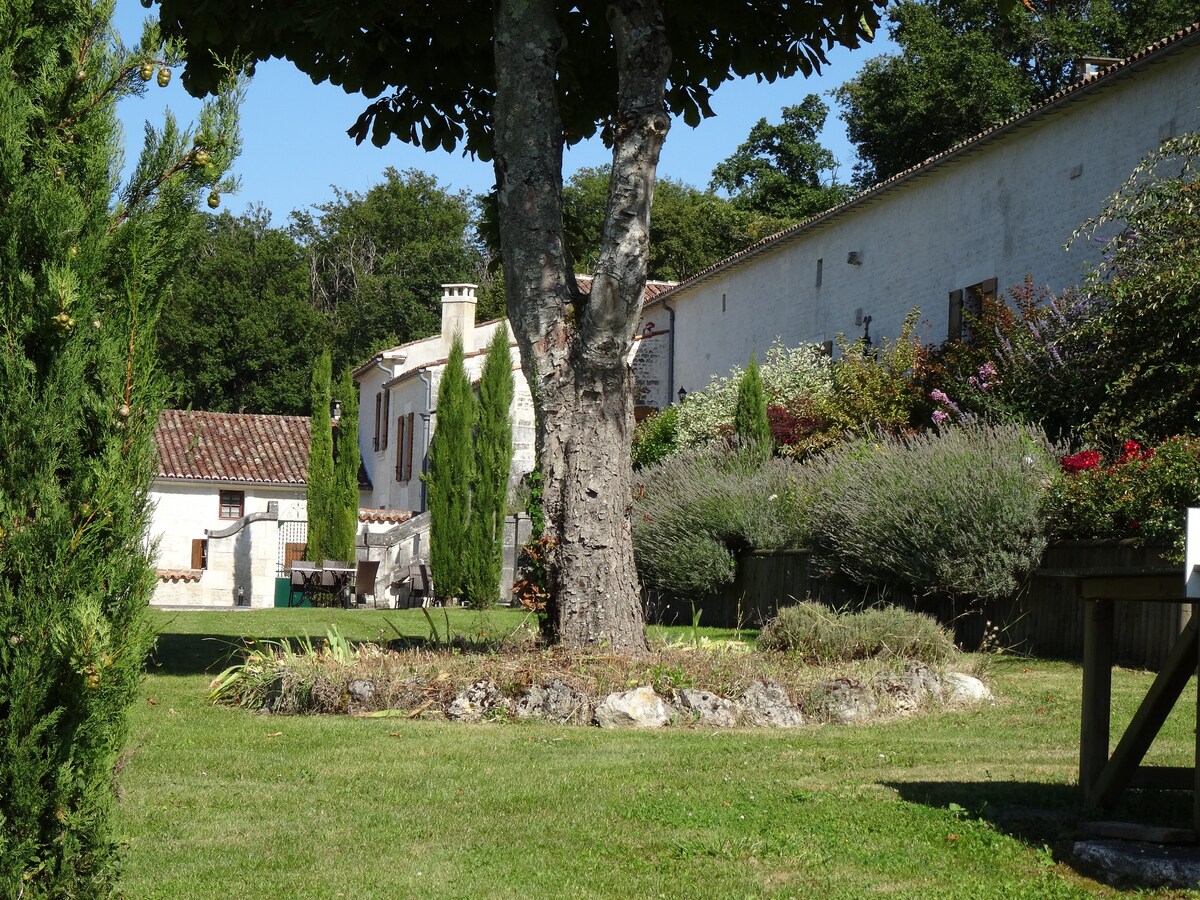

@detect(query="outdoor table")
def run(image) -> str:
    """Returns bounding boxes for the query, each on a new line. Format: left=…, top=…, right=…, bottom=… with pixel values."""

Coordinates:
left=321, top=565, right=357, bottom=608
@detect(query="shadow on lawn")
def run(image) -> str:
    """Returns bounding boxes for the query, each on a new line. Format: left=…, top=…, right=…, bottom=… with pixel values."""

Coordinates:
left=889, top=779, right=1196, bottom=873
left=148, top=632, right=451, bottom=677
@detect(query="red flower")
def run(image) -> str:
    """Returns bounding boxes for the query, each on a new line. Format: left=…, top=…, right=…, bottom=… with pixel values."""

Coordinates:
left=1061, top=450, right=1101, bottom=473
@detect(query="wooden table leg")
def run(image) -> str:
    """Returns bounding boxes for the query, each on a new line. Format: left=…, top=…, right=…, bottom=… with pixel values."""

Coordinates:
left=1081, top=598, right=1114, bottom=806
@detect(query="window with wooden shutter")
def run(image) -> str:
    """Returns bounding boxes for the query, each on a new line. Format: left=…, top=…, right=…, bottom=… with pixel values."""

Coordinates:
left=191, top=538, right=208, bottom=570
left=283, top=542, right=307, bottom=572
left=404, top=411, right=416, bottom=481
left=381, top=391, right=390, bottom=450
left=373, top=392, right=382, bottom=451
left=400, top=417, right=410, bottom=482
left=219, top=490, right=244, bottom=519
left=962, top=278, right=997, bottom=343
left=948, top=289, right=964, bottom=342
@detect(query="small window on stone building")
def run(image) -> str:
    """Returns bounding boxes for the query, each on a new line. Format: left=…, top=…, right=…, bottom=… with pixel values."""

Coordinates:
left=396, top=415, right=406, bottom=480
left=947, top=278, right=997, bottom=343
left=816, top=258, right=823, bottom=288
left=373, top=392, right=382, bottom=451
left=380, top=391, right=390, bottom=450
left=219, top=489, right=244, bottom=519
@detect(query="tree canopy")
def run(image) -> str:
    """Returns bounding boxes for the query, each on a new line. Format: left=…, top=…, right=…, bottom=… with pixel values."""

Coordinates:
left=711, top=94, right=854, bottom=221
left=154, top=0, right=886, bottom=653
left=833, top=0, right=1199, bottom=186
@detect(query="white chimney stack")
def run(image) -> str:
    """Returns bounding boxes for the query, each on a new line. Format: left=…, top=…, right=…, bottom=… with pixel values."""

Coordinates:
left=440, top=283, right=478, bottom=354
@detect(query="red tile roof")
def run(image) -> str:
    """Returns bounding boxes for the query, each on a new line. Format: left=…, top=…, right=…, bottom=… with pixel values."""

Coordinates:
left=155, top=410, right=310, bottom=485
left=157, top=568, right=203, bottom=583
left=358, top=508, right=413, bottom=524
left=574, top=275, right=677, bottom=305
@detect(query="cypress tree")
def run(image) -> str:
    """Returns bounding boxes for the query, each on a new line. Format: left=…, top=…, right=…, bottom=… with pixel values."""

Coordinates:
left=330, top=368, right=360, bottom=562
left=426, top=334, right=475, bottom=602
left=734, top=351, right=771, bottom=450
left=307, top=348, right=334, bottom=562
left=0, top=2, right=240, bottom=894
left=464, top=327, right=515, bottom=607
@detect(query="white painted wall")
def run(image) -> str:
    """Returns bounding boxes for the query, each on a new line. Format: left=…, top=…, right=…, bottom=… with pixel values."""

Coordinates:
left=149, top=480, right=306, bottom=608
left=645, top=43, right=1200, bottom=400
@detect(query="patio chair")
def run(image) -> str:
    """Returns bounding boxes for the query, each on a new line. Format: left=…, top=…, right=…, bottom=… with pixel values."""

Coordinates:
left=355, top=560, right=381, bottom=607
left=405, top=562, right=436, bottom=608
left=289, top=561, right=320, bottom=606
left=418, top=562, right=437, bottom=608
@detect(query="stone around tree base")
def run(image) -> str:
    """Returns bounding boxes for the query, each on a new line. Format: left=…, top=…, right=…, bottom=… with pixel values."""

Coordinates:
left=514, top=678, right=592, bottom=725
left=739, top=679, right=804, bottom=727
left=815, top=677, right=878, bottom=724
left=448, top=680, right=507, bottom=723
left=594, top=685, right=674, bottom=728
left=1073, top=840, right=1200, bottom=889
left=675, top=688, right=739, bottom=727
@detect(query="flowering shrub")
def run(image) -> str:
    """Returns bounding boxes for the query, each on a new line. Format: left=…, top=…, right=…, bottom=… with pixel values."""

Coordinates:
left=674, top=341, right=833, bottom=449
left=1044, top=435, right=1200, bottom=557
left=806, top=422, right=1058, bottom=601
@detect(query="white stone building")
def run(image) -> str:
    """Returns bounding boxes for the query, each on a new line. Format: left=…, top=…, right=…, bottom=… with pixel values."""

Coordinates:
left=635, top=24, right=1200, bottom=405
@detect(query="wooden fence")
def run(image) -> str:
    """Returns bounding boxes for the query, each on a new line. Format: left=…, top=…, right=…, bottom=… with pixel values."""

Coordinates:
left=643, top=541, right=1190, bottom=669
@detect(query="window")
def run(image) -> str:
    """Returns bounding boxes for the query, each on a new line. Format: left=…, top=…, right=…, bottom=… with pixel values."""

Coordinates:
left=380, top=390, right=390, bottom=450
left=401, top=411, right=416, bottom=482
left=190, top=538, right=208, bottom=570
left=395, top=415, right=406, bottom=480
left=219, top=489, right=244, bottom=519
left=816, top=258, right=823, bottom=288
left=373, top=392, right=382, bottom=451
left=947, top=277, right=997, bottom=342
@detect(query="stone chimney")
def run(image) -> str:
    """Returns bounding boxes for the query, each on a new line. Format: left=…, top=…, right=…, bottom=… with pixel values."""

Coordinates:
left=440, top=283, right=478, bottom=353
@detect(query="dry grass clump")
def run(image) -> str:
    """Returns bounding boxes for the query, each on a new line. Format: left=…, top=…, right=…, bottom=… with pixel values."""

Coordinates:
left=757, top=602, right=958, bottom=665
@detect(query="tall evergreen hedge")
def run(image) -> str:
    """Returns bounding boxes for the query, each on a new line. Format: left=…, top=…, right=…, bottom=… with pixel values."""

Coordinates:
left=465, top=327, right=515, bottom=607
left=734, top=351, right=771, bottom=448
left=0, top=2, right=240, bottom=894
left=306, top=349, right=335, bottom=562
left=427, top=335, right=475, bottom=601
left=331, top=369, right=361, bottom=563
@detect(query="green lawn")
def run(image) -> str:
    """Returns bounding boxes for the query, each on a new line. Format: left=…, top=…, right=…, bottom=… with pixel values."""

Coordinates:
left=115, top=609, right=1200, bottom=898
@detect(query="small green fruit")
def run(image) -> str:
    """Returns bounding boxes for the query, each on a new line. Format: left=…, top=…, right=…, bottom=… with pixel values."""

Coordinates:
left=156, top=67, right=171, bottom=88
left=75, top=69, right=86, bottom=81
left=207, top=192, right=220, bottom=209
left=194, top=149, right=211, bottom=167
left=139, top=62, right=154, bottom=81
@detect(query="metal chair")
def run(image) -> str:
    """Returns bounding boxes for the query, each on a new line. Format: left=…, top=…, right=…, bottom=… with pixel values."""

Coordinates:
left=289, top=561, right=320, bottom=606
left=355, top=560, right=381, bottom=607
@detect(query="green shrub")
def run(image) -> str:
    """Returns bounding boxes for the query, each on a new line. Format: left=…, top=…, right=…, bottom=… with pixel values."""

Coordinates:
left=1044, top=435, right=1200, bottom=559
left=632, top=446, right=818, bottom=600
left=758, top=602, right=957, bottom=664
left=632, top=405, right=679, bottom=469
left=808, top=423, right=1057, bottom=601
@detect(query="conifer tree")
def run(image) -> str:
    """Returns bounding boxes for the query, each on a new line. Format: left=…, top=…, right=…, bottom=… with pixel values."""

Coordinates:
left=0, top=1, right=240, bottom=893
left=330, top=368, right=360, bottom=562
left=465, top=327, right=515, bottom=607
left=426, top=335, right=475, bottom=602
left=734, top=352, right=771, bottom=449
left=306, top=348, right=335, bottom=562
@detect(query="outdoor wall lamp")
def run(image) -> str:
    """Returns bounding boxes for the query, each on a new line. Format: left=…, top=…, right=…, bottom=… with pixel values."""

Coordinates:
left=677, top=386, right=688, bottom=403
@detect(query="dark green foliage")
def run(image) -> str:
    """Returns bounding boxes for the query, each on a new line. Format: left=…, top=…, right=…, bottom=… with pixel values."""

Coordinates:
left=758, top=602, right=957, bottom=664
left=331, top=369, right=361, bottom=563
left=710, top=95, right=854, bottom=221
left=465, top=328, right=515, bottom=608
left=427, top=336, right=476, bottom=602
left=306, top=350, right=335, bottom=562
left=560, top=167, right=789, bottom=281
left=292, top=168, right=484, bottom=373
left=834, top=0, right=1198, bottom=186
left=158, top=207, right=321, bottom=415
left=632, top=406, right=679, bottom=469
left=0, top=2, right=239, bottom=894
left=734, top=353, right=771, bottom=448
left=807, top=424, right=1057, bottom=601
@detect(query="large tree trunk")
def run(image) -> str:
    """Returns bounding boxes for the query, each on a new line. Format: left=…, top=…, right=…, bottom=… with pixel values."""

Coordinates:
left=492, top=0, right=670, bottom=654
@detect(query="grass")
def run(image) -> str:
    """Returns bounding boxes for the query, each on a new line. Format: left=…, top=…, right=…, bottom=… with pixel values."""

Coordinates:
left=115, top=608, right=1200, bottom=898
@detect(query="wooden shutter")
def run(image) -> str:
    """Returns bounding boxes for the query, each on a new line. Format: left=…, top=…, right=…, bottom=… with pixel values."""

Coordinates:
left=373, top=392, right=382, bottom=451
left=980, top=277, right=997, bottom=301
left=404, top=411, right=415, bottom=481
left=283, top=542, right=307, bottom=572
left=191, top=538, right=207, bottom=570
left=381, top=391, right=390, bottom=450
left=947, top=289, right=964, bottom=342
left=400, top=417, right=410, bottom=482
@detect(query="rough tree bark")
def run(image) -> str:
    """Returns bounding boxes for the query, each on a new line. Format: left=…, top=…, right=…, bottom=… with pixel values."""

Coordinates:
left=492, top=0, right=670, bottom=654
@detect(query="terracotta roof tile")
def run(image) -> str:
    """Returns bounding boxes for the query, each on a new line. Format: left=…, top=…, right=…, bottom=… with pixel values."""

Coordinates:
left=574, top=275, right=677, bottom=305
left=157, top=568, right=203, bottom=583
left=155, top=409, right=311, bottom=484
left=358, top=509, right=413, bottom=524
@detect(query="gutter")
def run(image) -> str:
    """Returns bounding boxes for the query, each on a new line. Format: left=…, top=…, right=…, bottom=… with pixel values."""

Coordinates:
left=661, top=297, right=677, bottom=405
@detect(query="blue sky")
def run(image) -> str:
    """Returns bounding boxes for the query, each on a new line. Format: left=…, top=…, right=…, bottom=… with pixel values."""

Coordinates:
left=113, top=0, right=897, bottom=224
